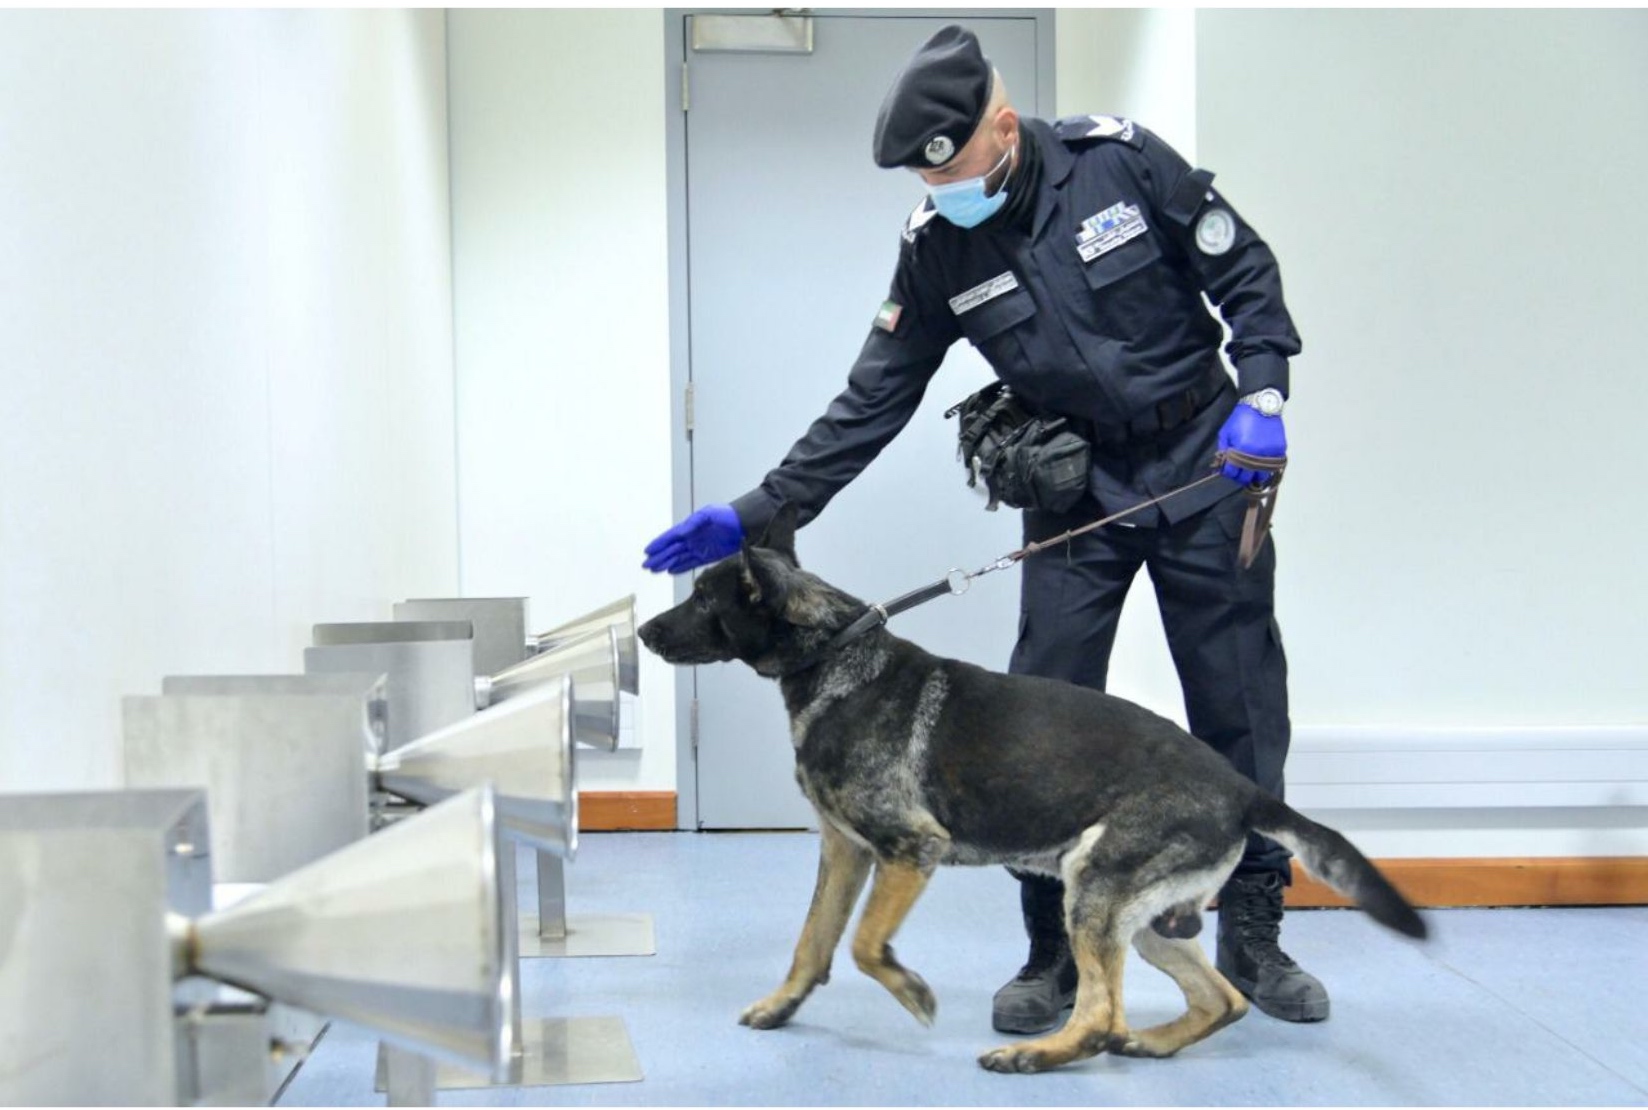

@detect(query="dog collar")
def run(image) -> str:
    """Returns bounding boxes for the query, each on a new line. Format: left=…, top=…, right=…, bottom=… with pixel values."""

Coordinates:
left=828, top=605, right=892, bottom=651
left=824, top=573, right=963, bottom=655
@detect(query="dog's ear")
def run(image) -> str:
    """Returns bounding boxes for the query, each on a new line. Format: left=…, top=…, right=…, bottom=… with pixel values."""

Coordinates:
left=777, top=577, right=839, bottom=630
left=738, top=546, right=789, bottom=611
left=754, top=503, right=800, bottom=565
left=739, top=547, right=839, bottom=630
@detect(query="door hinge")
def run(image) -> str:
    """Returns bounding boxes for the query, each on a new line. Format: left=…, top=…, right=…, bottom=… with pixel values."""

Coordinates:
left=689, top=698, right=700, bottom=753
left=684, top=381, right=695, bottom=437
left=681, top=62, right=689, bottom=112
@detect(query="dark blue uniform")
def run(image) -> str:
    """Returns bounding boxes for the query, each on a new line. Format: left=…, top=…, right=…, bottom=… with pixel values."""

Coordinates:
left=731, top=114, right=1300, bottom=877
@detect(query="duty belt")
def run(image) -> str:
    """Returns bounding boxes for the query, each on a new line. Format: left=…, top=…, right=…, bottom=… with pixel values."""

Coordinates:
left=1081, top=370, right=1232, bottom=447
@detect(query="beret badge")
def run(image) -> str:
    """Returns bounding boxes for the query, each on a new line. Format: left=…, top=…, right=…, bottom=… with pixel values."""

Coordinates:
left=923, top=134, right=954, bottom=165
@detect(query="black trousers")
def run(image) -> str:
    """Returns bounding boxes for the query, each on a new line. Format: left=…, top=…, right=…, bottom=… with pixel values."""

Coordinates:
left=1007, top=488, right=1294, bottom=884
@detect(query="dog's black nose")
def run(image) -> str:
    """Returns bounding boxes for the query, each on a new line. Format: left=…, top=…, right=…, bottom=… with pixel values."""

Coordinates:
left=637, top=619, right=661, bottom=652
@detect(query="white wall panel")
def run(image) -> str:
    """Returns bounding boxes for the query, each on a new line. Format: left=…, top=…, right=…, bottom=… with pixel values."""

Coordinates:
left=0, top=10, right=456, bottom=791
left=1199, top=9, right=1648, bottom=729
left=446, top=10, right=676, bottom=793
left=1055, top=8, right=1196, bottom=157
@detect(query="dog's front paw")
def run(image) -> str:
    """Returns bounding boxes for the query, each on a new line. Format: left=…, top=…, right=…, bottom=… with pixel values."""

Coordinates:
left=1112, top=1034, right=1175, bottom=1059
left=892, top=970, right=937, bottom=1027
left=739, top=994, right=801, bottom=1030
left=977, top=1044, right=1054, bottom=1074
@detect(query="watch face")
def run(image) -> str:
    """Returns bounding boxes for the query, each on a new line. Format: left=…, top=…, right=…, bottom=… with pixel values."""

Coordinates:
left=1249, top=390, right=1282, bottom=416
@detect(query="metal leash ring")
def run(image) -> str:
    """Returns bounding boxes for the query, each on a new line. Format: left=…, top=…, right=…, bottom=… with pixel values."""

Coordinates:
left=945, top=568, right=971, bottom=595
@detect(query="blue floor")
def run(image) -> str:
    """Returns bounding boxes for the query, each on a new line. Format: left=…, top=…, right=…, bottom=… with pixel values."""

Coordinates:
left=278, top=832, right=1648, bottom=1106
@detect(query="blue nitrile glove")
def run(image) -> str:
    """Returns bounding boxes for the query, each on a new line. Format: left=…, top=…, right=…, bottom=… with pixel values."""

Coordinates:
left=1217, top=404, right=1287, bottom=485
left=642, top=504, right=745, bottom=574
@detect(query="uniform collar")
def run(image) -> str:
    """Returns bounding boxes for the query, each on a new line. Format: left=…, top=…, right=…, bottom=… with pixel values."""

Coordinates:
left=980, top=120, right=1042, bottom=234
left=1025, top=117, right=1074, bottom=241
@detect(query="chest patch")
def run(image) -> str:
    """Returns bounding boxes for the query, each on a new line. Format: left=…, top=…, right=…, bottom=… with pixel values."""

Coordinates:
left=1077, top=202, right=1148, bottom=264
left=948, top=271, right=1020, bottom=315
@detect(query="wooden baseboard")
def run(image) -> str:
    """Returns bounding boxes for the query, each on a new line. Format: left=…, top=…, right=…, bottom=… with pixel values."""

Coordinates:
left=1288, top=857, right=1648, bottom=908
left=578, top=791, right=676, bottom=831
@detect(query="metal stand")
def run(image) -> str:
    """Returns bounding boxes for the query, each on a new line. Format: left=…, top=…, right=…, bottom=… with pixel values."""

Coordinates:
left=518, top=849, right=656, bottom=959
left=374, top=844, right=644, bottom=1093
left=380, top=1044, right=437, bottom=1106
left=403, top=1017, right=641, bottom=1091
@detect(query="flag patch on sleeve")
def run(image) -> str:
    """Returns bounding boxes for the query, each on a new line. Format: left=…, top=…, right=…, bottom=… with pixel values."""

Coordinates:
left=874, top=301, right=903, bottom=333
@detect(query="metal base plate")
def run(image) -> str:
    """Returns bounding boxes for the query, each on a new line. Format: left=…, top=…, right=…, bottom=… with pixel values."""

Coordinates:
left=518, top=912, right=655, bottom=958
left=375, top=1017, right=642, bottom=1090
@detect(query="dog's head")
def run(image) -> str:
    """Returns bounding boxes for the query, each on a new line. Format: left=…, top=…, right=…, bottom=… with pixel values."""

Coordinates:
left=638, top=504, right=862, bottom=677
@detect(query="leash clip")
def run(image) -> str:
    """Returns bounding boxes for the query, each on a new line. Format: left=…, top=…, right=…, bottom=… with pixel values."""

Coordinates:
left=968, top=555, right=1017, bottom=581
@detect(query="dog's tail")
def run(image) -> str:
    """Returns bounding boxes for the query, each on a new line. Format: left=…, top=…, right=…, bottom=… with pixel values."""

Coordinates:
left=1247, top=793, right=1428, bottom=940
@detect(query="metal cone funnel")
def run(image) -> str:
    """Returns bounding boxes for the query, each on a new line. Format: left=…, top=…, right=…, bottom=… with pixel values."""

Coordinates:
left=372, top=676, right=578, bottom=857
left=489, top=627, right=619, bottom=751
left=530, top=595, right=638, bottom=695
left=181, top=786, right=515, bottom=1079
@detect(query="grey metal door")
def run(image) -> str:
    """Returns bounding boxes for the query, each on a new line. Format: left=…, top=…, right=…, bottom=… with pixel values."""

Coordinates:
left=684, top=12, right=1046, bottom=828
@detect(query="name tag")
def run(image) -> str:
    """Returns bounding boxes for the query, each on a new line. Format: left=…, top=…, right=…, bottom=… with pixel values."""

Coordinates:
left=949, top=271, right=1020, bottom=315
left=1077, top=202, right=1148, bottom=263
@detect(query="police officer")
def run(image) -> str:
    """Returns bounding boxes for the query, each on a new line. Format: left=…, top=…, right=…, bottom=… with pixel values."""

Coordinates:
left=643, top=24, right=1319, bottom=1033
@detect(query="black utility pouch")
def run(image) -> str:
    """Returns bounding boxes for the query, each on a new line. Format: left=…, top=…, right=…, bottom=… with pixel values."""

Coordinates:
left=944, top=381, right=1090, bottom=513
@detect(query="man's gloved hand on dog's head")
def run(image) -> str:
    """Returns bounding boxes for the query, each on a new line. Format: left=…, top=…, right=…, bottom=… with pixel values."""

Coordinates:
left=642, top=504, right=745, bottom=574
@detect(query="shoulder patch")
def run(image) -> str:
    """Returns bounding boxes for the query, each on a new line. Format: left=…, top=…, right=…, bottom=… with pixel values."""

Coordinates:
left=902, top=198, right=939, bottom=244
left=872, top=300, right=903, bottom=334
left=1054, top=114, right=1143, bottom=150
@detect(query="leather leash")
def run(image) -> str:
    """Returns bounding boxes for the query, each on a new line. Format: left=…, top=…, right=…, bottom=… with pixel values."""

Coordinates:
left=827, top=449, right=1286, bottom=650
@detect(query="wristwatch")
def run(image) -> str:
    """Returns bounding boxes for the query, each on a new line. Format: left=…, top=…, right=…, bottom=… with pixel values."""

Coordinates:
left=1241, top=388, right=1285, bottom=417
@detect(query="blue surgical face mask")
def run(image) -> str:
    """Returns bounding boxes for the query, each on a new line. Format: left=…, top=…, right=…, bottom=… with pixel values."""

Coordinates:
left=926, top=144, right=1016, bottom=229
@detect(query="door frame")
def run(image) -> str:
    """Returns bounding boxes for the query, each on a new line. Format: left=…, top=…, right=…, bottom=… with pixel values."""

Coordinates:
left=661, top=7, right=1057, bottom=829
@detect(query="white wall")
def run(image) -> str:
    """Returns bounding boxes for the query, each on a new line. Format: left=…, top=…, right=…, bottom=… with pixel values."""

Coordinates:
left=1055, top=8, right=1196, bottom=157
left=0, top=10, right=458, bottom=791
left=446, top=10, right=678, bottom=794
left=1201, top=8, right=1647, bottom=728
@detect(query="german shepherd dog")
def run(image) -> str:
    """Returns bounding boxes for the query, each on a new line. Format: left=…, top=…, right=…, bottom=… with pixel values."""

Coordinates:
left=639, top=506, right=1426, bottom=1073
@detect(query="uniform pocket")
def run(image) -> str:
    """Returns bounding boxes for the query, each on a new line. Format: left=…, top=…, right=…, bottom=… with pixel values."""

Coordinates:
left=1080, top=233, right=1163, bottom=292
left=955, top=284, right=1036, bottom=363
left=1081, top=234, right=1166, bottom=338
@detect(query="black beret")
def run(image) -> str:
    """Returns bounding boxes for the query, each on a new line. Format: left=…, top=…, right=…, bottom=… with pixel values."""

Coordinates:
left=872, top=24, right=992, bottom=170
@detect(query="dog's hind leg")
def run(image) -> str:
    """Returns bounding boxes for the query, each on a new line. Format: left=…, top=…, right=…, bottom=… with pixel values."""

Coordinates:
left=975, top=876, right=1133, bottom=1073
left=1115, top=926, right=1248, bottom=1057
left=979, top=896, right=1130, bottom=1073
left=849, top=856, right=940, bottom=1026
left=741, top=819, right=872, bottom=1030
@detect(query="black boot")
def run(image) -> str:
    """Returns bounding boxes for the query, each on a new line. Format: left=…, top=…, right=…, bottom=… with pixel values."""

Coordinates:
left=1216, top=870, right=1330, bottom=1022
left=992, top=872, right=1078, bottom=1034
